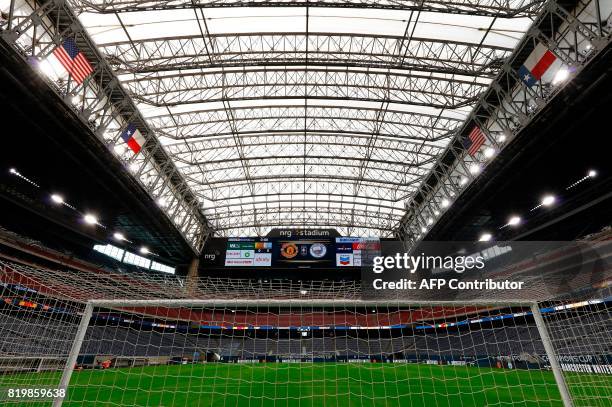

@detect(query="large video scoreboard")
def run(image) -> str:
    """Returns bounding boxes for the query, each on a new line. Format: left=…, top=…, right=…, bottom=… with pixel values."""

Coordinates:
left=202, top=229, right=380, bottom=270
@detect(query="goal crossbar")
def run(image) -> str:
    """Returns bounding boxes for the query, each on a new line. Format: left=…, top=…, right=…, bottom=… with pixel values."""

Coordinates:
left=88, top=299, right=538, bottom=308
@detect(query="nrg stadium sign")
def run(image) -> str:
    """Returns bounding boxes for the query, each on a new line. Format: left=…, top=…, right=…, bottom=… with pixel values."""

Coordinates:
left=266, top=228, right=340, bottom=238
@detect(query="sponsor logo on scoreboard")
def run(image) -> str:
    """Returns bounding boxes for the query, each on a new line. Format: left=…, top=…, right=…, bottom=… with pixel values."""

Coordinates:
left=253, top=253, right=272, bottom=267
left=224, top=258, right=255, bottom=266
left=225, top=250, right=241, bottom=259
left=337, top=253, right=354, bottom=267
left=309, top=243, right=327, bottom=258
left=280, top=243, right=299, bottom=259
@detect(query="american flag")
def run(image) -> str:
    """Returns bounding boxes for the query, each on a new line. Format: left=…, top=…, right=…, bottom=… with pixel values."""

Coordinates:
left=52, top=38, right=93, bottom=84
left=462, top=126, right=486, bottom=156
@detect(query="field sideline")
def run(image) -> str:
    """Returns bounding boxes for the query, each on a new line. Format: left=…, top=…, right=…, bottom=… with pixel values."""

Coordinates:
left=1, top=362, right=610, bottom=406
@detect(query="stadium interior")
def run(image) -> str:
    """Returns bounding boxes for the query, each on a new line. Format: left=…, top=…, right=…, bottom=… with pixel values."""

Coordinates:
left=0, top=0, right=611, bottom=405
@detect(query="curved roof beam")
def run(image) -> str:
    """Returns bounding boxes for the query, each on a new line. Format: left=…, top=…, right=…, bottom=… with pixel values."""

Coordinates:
left=192, top=191, right=418, bottom=211
left=182, top=167, right=425, bottom=193
left=149, top=104, right=463, bottom=141
left=159, top=129, right=454, bottom=145
left=186, top=174, right=424, bottom=188
left=186, top=175, right=421, bottom=197
left=201, top=197, right=405, bottom=213
left=126, top=67, right=487, bottom=108
left=209, top=208, right=402, bottom=225
left=214, top=217, right=400, bottom=237
left=72, top=0, right=542, bottom=17
left=163, top=133, right=448, bottom=157
left=210, top=214, right=401, bottom=233
left=190, top=184, right=421, bottom=208
left=174, top=156, right=437, bottom=177
left=100, top=33, right=511, bottom=77
left=191, top=184, right=418, bottom=204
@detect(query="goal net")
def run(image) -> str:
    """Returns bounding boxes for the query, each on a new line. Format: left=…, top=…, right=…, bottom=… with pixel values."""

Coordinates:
left=0, top=258, right=610, bottom=406
left=2, top=298, right=611, bottom=405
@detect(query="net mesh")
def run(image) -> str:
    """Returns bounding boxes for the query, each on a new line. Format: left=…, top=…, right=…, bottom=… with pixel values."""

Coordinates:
left=0, top=256, right=610, bottom=406
left=541, top=298, right=612, bottom=405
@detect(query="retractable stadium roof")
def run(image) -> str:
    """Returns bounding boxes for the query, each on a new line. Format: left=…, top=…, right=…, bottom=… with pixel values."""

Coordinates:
left=51, top=1, right=540, bottom=237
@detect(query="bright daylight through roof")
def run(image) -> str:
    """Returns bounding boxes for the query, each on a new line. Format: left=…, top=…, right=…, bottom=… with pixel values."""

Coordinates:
left=50, top=1, right=533, bottom=237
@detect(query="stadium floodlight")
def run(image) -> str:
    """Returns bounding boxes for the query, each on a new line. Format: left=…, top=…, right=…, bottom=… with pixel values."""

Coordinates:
left=140, top=246, right=150, bottom=255
left=427, top=217, right=434, bottom=225
left=8, top=168, right=40, bottom=187
left=441, top=198, right=451, bottom=208
left=479, top=232, right=493, bottom=242
left=567, top=169, right=598, bottom=190
left=484, top=147, right=496, bottom=159
left=434, top=210, right=440, bottom=216
left=460, top=177, right=469, bottom=186
left=157, top=198, right=168, bottom=208
left=300, top=290, right=308, bottom=295
left=498, top=134, right=507, bottom=143
left=541, top=195, right=556, bottom=207
left=531, top=194, right=556, bottom=211
left=469, top=164, right=481, bottom=175
left=552, top=68, right=570, bottom=85
left=421, top=226, right=427, bottom=233
left=113, top=232, right=126, bottom=241
left=84, top=214, right=98, bottom=225
left=507, top=216, right=521, bottom=226
left=50, top=194, right=64, bottom=204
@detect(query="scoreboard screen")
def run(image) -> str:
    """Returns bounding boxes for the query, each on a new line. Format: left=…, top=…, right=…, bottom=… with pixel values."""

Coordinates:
left=224, top=238, right=272, bottom=267
left=202, top=231, right=380, bottom=270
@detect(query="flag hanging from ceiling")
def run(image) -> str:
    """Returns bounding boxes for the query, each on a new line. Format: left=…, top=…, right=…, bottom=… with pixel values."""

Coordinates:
left=518, top=43, right=557, bottom=87
left=121, top=124, right=146, bottom=155
left=462, top=125, right=486, bottom=156
left=52, top=38, right=94, bottom=84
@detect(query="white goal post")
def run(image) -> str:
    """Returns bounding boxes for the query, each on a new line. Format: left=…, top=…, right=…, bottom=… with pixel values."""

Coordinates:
left=50, top=299, right=577, bottom=407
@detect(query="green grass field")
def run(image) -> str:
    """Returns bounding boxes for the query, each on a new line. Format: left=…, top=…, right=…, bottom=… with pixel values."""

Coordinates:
left=1, top=363, right=610, bottom=406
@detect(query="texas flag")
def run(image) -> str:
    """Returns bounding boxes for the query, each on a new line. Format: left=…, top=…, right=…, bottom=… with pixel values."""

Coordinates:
left=120, top=123, right=146, bottom=154
left=518, top=43, right=558, bottom=87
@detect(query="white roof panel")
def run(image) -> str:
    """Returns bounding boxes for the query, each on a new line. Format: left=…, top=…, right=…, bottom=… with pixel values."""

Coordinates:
left=73, top=1, right=540, bottom=236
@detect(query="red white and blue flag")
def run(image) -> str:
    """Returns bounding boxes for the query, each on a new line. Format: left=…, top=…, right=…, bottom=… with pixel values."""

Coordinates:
left=52, top=38, right=94, bottom=84
left=121, top=124, right=146, bottom=155
left=518, top=43, right=557, bottom=87
left=462, top=125, right=486, bottom=156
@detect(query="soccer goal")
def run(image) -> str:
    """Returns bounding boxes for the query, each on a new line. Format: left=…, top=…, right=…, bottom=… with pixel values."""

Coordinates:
left=5, top=297, right=609, bottom=407
left=1, top=294, right=611, bottom=406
